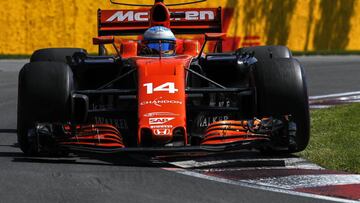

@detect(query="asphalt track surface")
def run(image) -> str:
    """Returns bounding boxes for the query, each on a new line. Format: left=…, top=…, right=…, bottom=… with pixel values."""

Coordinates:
left=0, top=56, right=359, bottom=203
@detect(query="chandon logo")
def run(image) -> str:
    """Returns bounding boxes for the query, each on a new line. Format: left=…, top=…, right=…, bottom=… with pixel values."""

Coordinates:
left=106, top=10, right=215, bottom=22
left=140, top=97, right=182, bottom=107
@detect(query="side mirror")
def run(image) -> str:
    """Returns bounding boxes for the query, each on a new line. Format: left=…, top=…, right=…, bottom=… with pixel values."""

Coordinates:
left=93, top=36, right=121, bottom=57
left=197, top=33, right=227, bottom=59
left=205, top=33, right=226, bottom=41
left=93, top=36, right=115, bottom=45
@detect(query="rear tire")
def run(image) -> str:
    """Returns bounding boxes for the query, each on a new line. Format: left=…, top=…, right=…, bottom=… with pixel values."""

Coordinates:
left=30, top=48, right=87, bottom=63
left=17, top=62, right=74, bottom=154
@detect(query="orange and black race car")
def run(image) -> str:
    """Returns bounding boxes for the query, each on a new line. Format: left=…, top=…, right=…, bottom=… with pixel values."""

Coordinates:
left=17, top=0, right=309, bottom=155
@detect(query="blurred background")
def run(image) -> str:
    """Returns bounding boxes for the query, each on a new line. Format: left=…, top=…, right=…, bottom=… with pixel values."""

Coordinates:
left=0, top=0, right=359, bottom=54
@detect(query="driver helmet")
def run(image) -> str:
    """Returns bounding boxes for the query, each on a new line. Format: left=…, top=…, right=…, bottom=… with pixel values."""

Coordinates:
left=141, top=26, right=176, bottom=56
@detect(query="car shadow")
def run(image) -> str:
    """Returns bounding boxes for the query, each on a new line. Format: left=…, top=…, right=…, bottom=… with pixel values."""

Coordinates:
left=0, top=128, right=170, bottom=167
left=5, top=147, right=299, bottom=169
left=0, top=129, right=17, bottom=133
left=5, top=148, right=173, bottom=168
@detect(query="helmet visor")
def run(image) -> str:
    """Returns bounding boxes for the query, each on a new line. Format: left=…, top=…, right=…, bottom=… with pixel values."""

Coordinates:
left=145, top=40, right=176, bottom=56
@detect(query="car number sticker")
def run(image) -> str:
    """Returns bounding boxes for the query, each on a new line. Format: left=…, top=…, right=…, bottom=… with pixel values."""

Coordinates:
left=143, top=82, right=178, bottom=94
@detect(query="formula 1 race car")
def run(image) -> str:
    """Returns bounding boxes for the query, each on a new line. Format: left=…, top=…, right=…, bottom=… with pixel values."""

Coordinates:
left=17, top=0, right=310, bottom=155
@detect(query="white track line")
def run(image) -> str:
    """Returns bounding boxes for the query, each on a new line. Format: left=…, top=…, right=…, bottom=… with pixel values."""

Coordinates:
left=196, top=166, right=323, bottom=172
left=244, top=174, right=360, bottom=189
left=164, top=168, right=358, bottom=203
left=168, top=157, right=323, bottom=170
left=161, top=90, right=360, bottom=202
left=162, top=157, right=359, bottom=202
left=309, top=91, right=360, bottom=100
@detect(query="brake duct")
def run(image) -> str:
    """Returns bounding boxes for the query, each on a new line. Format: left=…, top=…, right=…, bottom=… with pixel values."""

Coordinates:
left=200, top=118, right=286, bottom=145
left=33, top=123, right=125, bottom=152
left=59, top=124, right=125, bottom=148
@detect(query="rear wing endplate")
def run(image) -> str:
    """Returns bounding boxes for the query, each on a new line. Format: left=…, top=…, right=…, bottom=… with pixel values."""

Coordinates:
left=98, top=8, right=222, bottom=36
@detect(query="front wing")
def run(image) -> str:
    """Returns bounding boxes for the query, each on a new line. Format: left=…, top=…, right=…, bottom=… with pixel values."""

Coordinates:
left=29, top=117, right=295, bottom=154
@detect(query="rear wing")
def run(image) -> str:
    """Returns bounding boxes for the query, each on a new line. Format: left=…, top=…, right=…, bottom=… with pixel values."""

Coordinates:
left=98, top=8, right=222, bottom=36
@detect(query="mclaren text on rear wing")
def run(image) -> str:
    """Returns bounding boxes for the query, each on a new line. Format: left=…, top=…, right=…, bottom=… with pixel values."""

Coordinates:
left=98, top=8, right=222, bottom=36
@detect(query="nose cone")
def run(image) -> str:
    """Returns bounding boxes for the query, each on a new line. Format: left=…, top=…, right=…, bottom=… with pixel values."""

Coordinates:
left=134, top=56, right=193, bottom=146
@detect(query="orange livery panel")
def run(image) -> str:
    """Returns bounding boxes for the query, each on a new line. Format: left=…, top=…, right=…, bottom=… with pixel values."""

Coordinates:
left=135, top=55, right=192, bottom=145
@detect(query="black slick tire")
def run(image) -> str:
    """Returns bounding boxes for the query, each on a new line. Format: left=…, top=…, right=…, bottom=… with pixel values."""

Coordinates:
left=239, top=46, right=309, bottom=152
left=17, top=62, right=74, bottom=155
left=30, top=48, right=87, bottom=63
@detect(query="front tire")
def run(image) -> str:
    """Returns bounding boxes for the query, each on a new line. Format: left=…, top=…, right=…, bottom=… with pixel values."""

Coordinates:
left=30, top=48, right=87, bottom=63
left=17, top=62, right=74, bottom=154
left=254, top=58, right=310, bottom=153
left=239, top=45, right=309, bottom=152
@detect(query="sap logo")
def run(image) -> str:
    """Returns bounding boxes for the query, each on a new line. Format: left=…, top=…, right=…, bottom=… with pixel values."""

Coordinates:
left=106, top=11, right=148, bottom=22
left=149, top=117, right=174, bottom=125
left=154, top=129, right=171, bottom=135
left=106, top=10, right=215, bottom=22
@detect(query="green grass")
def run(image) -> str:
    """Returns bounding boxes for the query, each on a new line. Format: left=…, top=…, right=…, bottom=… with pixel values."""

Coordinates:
left=298, top=103, right=360, bottom=173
